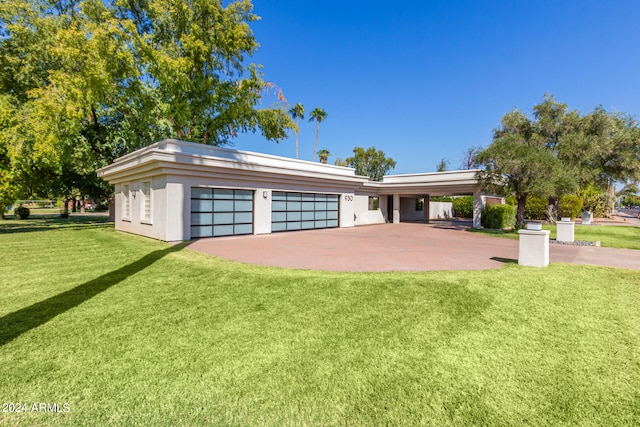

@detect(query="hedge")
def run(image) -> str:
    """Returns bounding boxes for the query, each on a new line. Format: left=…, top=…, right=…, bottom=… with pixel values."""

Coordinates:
left=558, top=195, right=583, bottom=219
left=481, top=204, right=516, bottom=229
left=452, top=196, right=473, bottom=218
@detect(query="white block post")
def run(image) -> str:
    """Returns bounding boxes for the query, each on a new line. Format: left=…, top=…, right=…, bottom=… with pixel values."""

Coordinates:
left=393, top=194, right=400, bottom=224
left=518, top=229, right=550, bottom=267
left=472, top=190, right=483, bottom=228
left=556, top=220, right=575, bottom=243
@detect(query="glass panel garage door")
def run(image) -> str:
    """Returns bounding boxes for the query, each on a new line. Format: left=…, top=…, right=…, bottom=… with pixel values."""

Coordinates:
left=272, top=192, right=339, bottom=232
left=191, top=188, right=253, bottom=238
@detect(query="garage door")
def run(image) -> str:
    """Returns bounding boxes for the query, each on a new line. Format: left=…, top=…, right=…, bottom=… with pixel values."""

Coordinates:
left=191, top=188, right=253, bottom=238
left=272, top=191, right=339, bottom=232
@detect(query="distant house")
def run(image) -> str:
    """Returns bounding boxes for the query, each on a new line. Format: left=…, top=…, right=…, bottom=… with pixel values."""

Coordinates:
left=97, top=139, right=485, bottom=242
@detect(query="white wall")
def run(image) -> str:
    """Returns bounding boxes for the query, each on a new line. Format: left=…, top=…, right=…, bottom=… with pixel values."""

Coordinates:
left=339, top=193, right=355, bottom=228
left=399, top=198, right=453, bottom=221
left=115, top=176, right=168, bottom=241
left=400, top=197, right=423, bottom=221
left=429, top=201, right=453, bottom=219
left=254, top=188, right=272, bottom=235
left=353, top=195, right=385, bottom=225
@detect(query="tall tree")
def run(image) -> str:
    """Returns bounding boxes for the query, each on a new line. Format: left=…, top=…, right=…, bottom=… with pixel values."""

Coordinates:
left=288, top=103, right=305, bottom=159
left=475, top=110, right=571, bottom=226
left=461, top=146, right=482, bottom=170
left=345, top=147, right=396, bottom=181
left=0, top=0, right=294, bottom=211
left=477, top=95, right=640, bottom=225
left=309, top=107, right=327, bottom=162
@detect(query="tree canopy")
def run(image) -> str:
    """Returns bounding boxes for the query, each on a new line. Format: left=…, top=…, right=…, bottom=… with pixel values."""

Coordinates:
left=476, top=94, right=640, bottom=225
left=345, top=147, right=396, bottom=181
left=0, top=0, right=293, bottom=212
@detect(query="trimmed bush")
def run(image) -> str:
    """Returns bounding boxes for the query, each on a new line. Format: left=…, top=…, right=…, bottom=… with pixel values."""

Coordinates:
left=558, top=195, right=583, bottom=219
left=452, top=196, right=473, bottom=218
left=14, top=206, right=30, bottom=219
left=524, top=195, right=548, bottom=220
left=481, top=204, right=516, bottom=229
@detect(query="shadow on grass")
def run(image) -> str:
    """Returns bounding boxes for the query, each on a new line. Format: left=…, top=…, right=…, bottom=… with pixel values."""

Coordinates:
left=0, top=242, right=188, bottom=347
left=0, top=216, right=110, bottom=235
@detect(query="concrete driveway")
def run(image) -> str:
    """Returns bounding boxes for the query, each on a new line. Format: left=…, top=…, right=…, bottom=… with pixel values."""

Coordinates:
left=186, top=222, right=640, bottom=272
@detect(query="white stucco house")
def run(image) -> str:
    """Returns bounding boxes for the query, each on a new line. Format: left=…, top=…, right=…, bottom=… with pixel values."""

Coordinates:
left=97, top=139, right=488, bottom=242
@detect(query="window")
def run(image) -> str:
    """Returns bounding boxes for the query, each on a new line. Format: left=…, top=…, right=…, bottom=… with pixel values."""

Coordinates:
left=416, top=198, right=424, bottom=211
left=123, top=184, right=130, bottom=218
left=141, top=181, right=151, bottom=221
left=368, top=196, right=379, bottom=210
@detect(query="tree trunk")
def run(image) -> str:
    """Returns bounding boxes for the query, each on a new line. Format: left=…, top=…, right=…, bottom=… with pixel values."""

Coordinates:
left=546, top=196, right=558, bottom=223
left=108, top=197, right=115, bottom=222
left=312, top=122, right=319, bottom=162
left=295, top=116, right=299, bottom=159
left=516, top=194, right=527, bottom=227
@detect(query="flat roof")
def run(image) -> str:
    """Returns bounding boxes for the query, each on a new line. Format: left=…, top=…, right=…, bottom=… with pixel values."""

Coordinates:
left=98, top=139, right=480, bottom=195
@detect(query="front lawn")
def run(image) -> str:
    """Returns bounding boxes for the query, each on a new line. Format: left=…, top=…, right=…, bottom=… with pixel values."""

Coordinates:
left=1, top=218, right=639, bottom=426
left=470, top=223, right=640, bottom=250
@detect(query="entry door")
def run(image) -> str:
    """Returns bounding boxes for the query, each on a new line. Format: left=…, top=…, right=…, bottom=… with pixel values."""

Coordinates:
left=387, top=195, right=394, bottom=222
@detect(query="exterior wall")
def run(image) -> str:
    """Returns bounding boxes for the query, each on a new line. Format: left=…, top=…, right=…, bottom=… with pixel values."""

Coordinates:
left=400, top=197, right=423, bottom=221
left=429, top=201, right=453, bottom=219
left=253, top=188, right=272, bottom=235
left=398, top=198, right=453, bottom=221
left=379, top=196, right=389, bottom=223
left=166, top=179, right=186, bottom=242
left=115, top=175, right=168, bottom=241
left=339, top=193, right=356, bottom=228
left=353, top=195, right=385, bottom=225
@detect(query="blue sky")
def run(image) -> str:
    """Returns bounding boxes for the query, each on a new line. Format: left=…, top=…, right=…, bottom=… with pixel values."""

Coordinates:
left=233, top=0, right=640, bottom=174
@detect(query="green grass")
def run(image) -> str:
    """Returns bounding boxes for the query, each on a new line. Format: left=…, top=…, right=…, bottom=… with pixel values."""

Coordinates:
left=470, top=224, right=640, bottom=250
left=1, top=218, right=639, bottom=426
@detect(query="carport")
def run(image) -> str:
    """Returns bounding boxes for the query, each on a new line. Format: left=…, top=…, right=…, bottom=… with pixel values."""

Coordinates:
left=365, top=171, right=483, bottom=227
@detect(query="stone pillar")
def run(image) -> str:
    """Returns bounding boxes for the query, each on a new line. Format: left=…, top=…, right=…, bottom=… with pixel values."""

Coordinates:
left=393, top=194, right=400, bottom=224
left=423, top=195, right=430, bottom=223
left=556, top=220, right=575, bottom=243
left=518, top=229, right=550, bottom=267
left=472, top=191, right=483, bottom=228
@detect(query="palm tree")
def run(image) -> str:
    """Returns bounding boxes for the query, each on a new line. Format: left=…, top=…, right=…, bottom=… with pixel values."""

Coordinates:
left=309, top=107, right=327, bottom=162
left=317, top=149, right=330, bottom=164
left=288, top=103, right=305, bottom=159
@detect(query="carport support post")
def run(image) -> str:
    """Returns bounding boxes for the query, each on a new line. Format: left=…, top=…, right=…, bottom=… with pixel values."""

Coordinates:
left=393, top=194, right=400, bottom=224
left=423, top=195, right=430, bottom=223
left=473, top=191, right=482, bottom=228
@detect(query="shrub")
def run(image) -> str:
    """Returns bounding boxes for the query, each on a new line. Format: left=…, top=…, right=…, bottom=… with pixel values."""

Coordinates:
left=430, top=196, right=454, bottom=202
left=452, top=196, right=473, bottom=218
left=558, top=195, right=583, bottom=219
left=481, top=204, right=516, bottom=229
left=524, top=195, right=548, bottom=220
left=14, top=206, right=30, bottom=219
left=581, top=185, right=607, bottom=217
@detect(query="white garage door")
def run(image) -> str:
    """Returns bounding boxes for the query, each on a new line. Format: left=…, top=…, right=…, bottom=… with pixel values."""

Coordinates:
left=271, top=191, right=339, bottom=232
left=191, top=188, right=253, bottom=238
